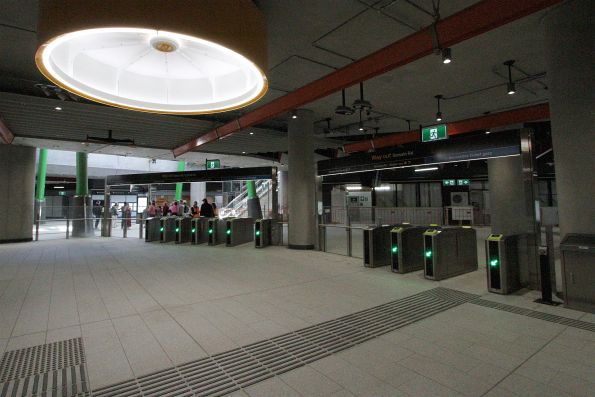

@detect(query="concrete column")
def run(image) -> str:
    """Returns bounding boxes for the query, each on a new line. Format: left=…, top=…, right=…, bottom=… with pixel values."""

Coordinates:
left=288, top=109, right=316, bottom=249
left=278, top=170, right=288, bottom=220
left=72, top=152, right=93, bottom=237
left=0, top=145, right=36, bottom=243
left=34, top=148, right=48, bottom=222
left=488, top=153, right=538, bottom=288
left=190, top=182, right=206, bottom=206
left=175, top=161, right=185, bottom=201
left=544, top=0, right=595, bottom=237
left=246, top=180, right=262, bottom=219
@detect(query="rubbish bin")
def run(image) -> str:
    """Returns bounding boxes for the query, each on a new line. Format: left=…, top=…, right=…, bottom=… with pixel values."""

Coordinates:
left=560, top=234, right=595, bottom=313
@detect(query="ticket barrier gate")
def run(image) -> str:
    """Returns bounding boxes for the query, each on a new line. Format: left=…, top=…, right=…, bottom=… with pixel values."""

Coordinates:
left=160, top=216, right=177, bottom=243
left=175, top=217, right=193, bottom=244
left=391, top=224, right=439, bottom=274
left=191, top=218, right=210, bottom=245
left=486, top=234, right=521, bottom=294
left=363, top=225, right=394, bottom=268
left=226, top=218, right=255, bottom=247
left=208, top=218, right=229, bottom=246
left=423, top=227, right=477, bottom=280
left=145, top=217, right=161, bottom=242
left=255, top=219, right=273, bottom=248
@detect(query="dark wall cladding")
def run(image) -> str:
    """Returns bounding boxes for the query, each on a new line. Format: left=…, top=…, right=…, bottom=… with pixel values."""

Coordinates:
left=318, top=130, right=521, bottom=176
left=106, top=166, right=276, bottom=186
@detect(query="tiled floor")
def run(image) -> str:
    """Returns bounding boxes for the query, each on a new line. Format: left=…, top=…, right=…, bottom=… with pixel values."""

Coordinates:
left=0, top=238, right=593, bottom=396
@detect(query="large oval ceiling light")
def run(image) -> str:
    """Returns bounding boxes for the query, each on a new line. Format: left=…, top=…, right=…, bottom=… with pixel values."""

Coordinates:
left=35, top=1, right=268, bottom=115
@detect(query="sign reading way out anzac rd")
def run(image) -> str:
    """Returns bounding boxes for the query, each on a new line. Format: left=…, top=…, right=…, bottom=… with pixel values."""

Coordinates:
left=317, top=130, right=521, bottom=176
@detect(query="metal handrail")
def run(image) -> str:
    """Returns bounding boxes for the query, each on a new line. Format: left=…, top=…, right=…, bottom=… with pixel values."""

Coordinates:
left=33, top=216, right=138, bottom=241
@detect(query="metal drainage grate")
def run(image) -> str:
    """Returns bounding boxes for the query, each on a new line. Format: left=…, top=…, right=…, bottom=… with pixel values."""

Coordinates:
left=471, top=299, right=595, bottom=333
left=92, top=287, right=477, bottom=397
left=0, top=337, right=89, bottom=397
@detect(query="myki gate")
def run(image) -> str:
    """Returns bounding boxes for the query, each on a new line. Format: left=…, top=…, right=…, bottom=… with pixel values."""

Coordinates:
left=101, top=167, right=279, bottom=241
left=317, top=128, right=545, bottom=296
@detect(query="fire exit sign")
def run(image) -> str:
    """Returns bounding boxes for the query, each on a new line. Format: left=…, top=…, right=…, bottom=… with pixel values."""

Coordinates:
left=421, top=124, right=448, bottom=142
left=206, top=159, right=220, bottom=169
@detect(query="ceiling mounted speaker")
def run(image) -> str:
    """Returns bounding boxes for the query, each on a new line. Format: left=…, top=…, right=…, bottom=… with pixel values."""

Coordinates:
left=35, top=0, right=268, bottom=115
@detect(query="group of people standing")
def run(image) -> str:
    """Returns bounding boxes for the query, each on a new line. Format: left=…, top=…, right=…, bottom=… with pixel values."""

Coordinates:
left=93, top=198, right=219, bottom=231
left=146, top=198, right=217, bottom=219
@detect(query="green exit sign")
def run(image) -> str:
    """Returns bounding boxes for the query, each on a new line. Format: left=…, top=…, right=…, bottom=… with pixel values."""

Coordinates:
left=457, top=179, right=470, bottom=186
left=443, top=179, right=456, bottom=186
left=421, top=124, right=448, bottom=142
left=206, top=159, right=220, bottom=169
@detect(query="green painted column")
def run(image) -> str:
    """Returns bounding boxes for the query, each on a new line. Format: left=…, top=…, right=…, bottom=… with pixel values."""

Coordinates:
left=75, top=152, right=88, bottom=196
left=35, top=148, right=48, bottom=201
left=246, top=180, right=257, bottom=199
left=175, top=161, right=185, bottom=201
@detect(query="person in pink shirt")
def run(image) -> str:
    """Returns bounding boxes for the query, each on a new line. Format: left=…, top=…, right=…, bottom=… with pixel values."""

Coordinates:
left=169, top=201, right=179, bottom=216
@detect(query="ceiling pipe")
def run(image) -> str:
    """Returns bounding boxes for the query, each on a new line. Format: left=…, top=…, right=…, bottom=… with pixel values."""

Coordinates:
left=343, top=103, right=550, bottom=153
left=173, top=0, right=563, bottom=157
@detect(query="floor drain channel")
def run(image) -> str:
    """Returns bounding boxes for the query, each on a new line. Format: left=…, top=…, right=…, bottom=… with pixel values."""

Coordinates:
left=0, top=337, right=89, bottom=397
left=471, top=299, right=595, bottom=332
left=91, top=287, right=477, bottom=396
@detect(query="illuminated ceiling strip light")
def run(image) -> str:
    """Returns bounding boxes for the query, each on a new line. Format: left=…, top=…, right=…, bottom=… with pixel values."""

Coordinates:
left=345, top=185, right=362, bottom=191
left=414, top=167, right=439, bottom=172
left=36, top=28, right=268, bottom=114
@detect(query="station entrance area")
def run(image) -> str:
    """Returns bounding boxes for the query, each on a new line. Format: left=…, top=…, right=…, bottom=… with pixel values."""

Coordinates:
left=1, top=237, right=593, bottom=396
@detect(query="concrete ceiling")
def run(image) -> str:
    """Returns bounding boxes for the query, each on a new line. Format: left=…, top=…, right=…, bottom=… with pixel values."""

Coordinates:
left=0, top=0, right=551, bottom=158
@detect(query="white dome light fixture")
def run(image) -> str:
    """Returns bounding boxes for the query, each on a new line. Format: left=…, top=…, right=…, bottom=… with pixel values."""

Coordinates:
left=35, top=1, right=268, bottom=115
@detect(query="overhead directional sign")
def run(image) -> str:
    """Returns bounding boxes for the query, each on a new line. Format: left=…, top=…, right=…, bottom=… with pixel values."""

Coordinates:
left=421, top=124, right=448, bottom=142
left=443, top=179, right=456, bottom=186
left=206, top=159, right=220, bottom=169
left=457, top=179, right=470, bottom=186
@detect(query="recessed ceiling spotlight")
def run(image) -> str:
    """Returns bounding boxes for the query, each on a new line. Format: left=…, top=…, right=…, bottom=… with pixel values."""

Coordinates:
left=485, top=130, right=491, bottom=134
left=290, top=111, right=298, bottom=119
left=242, top=151, right=246, bottom=154
left=442, top=48, right=452, bottom=64
left=54, top=106, right=62, bottom=111
left=504, top=60, right=516, bottom=95
left=34, top=2, right=268, bottom=114
left=249, top=132, right=254, bottom=135
left=434, top=94, right=443, bottom=122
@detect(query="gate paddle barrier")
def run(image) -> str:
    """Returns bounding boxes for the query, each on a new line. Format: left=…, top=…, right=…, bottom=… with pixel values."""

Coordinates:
left=145, top=217, right=161, bottom=242
left=225, top=218, right=255, bottom=247
left=363, top=225, right=394, bottom=268
left=390, top=224, right=438, bottom=274
left=423, top=226, right=478, bottom=280
left=191, top=218, right=210, bottom=245
left=208, top=218, right=230, bottom=246
left=175, top=217, right=192, bottom=244
left=255, top=219, right=273, bottom=248
left=160, top=216, right=177, bottom=243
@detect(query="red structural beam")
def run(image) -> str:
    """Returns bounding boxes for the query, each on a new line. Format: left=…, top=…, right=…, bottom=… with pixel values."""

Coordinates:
left=0, top=117, right=14, bottom=144
left=173, top=0, right=562, bottom=157
left=344, top=103, right=550, bottom=153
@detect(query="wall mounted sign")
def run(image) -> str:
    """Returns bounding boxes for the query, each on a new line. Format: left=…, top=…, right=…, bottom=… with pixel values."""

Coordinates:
left=318, top=130, right=520, bottom=176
